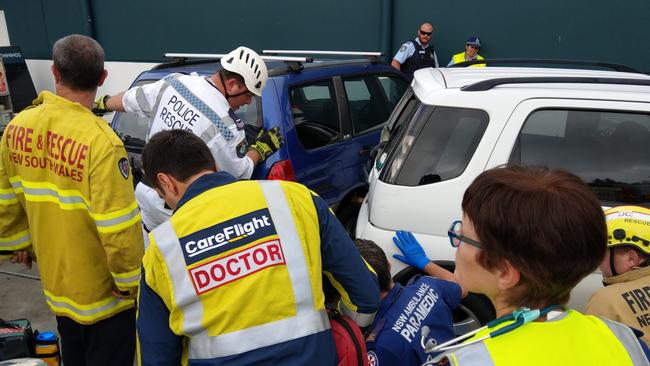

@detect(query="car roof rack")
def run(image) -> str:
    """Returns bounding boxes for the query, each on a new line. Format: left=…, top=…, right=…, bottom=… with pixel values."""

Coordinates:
left=158, top=53, right=314, bottom=72
left=461, top=76, right=650, bottom=92
left=448, top=58, right=641, bottom=73
left=262, top=50, right=382, bottom=63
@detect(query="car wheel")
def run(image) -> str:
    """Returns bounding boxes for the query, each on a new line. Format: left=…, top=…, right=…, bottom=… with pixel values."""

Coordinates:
left=336, top=201, right=362, bottom=238
left=393, top=265, right=495, bottom=335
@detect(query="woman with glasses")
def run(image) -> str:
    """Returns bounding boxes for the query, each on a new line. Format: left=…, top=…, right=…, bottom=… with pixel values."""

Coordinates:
left=393, top=165, right=650, bottom=365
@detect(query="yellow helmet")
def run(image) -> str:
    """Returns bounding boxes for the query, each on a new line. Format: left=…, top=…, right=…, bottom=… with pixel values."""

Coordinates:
left=605, top=205, right=650, bottom=255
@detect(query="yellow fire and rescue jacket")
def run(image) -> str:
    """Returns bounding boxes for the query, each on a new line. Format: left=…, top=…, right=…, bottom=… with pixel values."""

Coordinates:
left=0, top=91, right=144, bottom=324
left=585, top=266, right=650, bottom=347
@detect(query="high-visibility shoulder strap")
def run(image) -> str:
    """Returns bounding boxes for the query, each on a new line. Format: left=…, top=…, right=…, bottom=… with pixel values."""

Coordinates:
left=162, top=75, right=234, bottom=141
left=600, top=318, right=649, bottom=366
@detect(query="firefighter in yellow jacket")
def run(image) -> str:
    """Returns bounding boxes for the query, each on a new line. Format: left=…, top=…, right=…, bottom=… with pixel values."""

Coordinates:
left=585, top=205, right=650, bottom=347
left=136, top=129, right=380, bottom=365
left=0, top=34, right=143, bottom=366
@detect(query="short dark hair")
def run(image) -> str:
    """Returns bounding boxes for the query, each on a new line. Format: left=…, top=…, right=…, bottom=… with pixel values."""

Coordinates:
left=142, top=130, right=216, bottom=190
left=355, top=239, right=391, bottom=292
left=218, top=68, right=245, bottom=84
left=462, top=165, right=606, bottom=307
left=52, top=34, right=105, bottom=91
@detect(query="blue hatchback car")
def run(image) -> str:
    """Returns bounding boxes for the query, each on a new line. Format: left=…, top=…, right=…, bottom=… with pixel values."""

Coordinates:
left=111, top=52, right=408, bottom=231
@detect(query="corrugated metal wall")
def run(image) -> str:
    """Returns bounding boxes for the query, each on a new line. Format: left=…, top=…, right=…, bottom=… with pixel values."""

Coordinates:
left=2, top=0, right=649, bottom=71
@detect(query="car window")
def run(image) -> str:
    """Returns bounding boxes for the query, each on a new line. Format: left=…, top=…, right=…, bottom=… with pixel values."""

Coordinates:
left=111, top=80, right=153, bottom=150
left=383, top=92, right=419, bottom=147
left=236, top=98, right=263, bottom=128
left=378, top=75, right=408, bottom=112
left=380, top=106, right=489, bottom=186
left=509, top=109, right=650, bottom=207
left=290, top=80, right=340, bottom=150
left=343, top=75, right=407, bottom=135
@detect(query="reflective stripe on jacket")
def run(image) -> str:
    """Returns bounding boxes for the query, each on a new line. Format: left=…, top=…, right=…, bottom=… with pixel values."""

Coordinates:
left=137, top=172, right=380, bottom=365
left=0, top=91, right=144, bottom=324
left=439, top=310, right=649, bottom=365
left=449, top=52, right=485, bottom=67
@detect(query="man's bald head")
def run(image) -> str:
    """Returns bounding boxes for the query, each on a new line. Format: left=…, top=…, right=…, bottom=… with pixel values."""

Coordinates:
left=417, top=23, right=434, bottom=45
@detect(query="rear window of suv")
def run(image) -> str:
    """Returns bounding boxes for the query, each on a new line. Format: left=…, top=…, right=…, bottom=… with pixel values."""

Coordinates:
left=380, top=105, right=489, bottom=186
left=509, top=109, right=650, bottom=207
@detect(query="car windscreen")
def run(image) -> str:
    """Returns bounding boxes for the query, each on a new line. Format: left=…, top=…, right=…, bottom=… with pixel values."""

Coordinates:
left=111, top=80, right=155, bottom=151
left=509, top=109, right=650, bottom=207
left=379, top=105, right=489, bottom=186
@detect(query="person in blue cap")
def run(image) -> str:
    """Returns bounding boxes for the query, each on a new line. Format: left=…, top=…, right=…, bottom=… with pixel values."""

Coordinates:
left=447, top=36, right=484, bottom=67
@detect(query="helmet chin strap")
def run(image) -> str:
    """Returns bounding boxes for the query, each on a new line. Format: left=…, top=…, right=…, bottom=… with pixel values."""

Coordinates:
left=610, top=247, right=618, bottom=277
left=219, top=72, right=249, bottom=99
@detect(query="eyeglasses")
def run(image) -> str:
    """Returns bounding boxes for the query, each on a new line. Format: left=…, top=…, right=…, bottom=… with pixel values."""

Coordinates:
left=467, top=44, right=480, bottom=49
left=448, top=220, right=482, bottom=249
left=419, top=30, right=432, bottom=37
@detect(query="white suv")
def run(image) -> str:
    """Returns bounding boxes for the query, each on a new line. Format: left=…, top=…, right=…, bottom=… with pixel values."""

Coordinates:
left=356, top=64, right=650, bottom=325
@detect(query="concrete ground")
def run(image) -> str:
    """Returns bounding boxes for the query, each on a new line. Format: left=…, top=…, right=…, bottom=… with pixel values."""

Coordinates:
left=0, top=259, right=58, bottom=336
left=1, top=260, right=140, bottom=365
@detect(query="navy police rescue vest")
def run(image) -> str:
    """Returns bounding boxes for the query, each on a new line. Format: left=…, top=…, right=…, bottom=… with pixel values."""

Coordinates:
left=401, top=40, right=436, bottom=80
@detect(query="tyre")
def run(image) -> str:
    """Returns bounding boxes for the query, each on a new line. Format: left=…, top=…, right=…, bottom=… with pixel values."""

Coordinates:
left=336, top=201, right=362, bottom=239
left=393, top=264, right=495, bottom=335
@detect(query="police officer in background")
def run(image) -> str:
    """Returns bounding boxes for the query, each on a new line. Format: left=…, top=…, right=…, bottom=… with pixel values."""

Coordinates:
left=137, top=129, right=380, bottom=365
left=391, top=22, right=439, bottom=80
left=447, top=36, right=485, bottom=67
left=93, top=46, right=284, bottom=246
left=585, top=205, right=650, bottom=347
left=1, top=34, right=143, bottom=365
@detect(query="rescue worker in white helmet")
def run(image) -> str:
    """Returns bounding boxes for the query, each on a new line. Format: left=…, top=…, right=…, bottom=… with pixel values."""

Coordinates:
left=93, top=46, right=283, bottom=246
left=585, top=205, right=650, bottom=347
left=136, top=129, right=380, bottom=365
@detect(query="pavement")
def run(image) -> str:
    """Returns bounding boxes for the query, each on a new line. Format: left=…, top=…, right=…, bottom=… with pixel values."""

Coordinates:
left=0, top=259, right=58, bottom=336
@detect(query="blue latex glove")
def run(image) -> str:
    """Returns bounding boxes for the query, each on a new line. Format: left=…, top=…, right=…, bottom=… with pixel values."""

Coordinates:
left=392, top=230, right=430, bottom=270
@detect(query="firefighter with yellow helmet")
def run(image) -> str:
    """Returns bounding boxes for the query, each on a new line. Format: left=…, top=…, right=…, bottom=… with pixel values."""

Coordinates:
left=585, top=205, right=650, bottom=347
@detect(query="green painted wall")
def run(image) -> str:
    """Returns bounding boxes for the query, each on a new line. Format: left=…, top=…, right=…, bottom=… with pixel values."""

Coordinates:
left=2, top=0, right=649, bottom=71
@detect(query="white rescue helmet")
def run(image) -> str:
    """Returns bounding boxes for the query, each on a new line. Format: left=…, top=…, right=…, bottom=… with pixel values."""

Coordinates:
left=220, top=46, right=268, bottom=97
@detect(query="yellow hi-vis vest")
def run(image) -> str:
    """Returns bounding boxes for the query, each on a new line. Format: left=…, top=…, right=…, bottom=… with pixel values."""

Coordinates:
left=144, top=179, right=337, bottom=362
left=451, top=52, right=485, bottom=67
left=0, top=91, right=144, bottom=324
left=440, top=310, right=648, bottom=365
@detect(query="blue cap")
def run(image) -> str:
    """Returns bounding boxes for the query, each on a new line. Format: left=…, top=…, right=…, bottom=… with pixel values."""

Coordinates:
left=466, top=36, right=481, bottom=48
left=36, top=331, right=58, bottom=342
